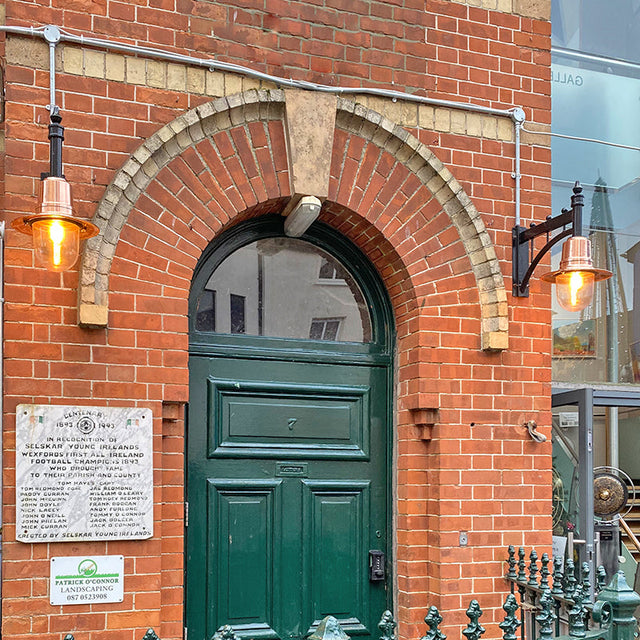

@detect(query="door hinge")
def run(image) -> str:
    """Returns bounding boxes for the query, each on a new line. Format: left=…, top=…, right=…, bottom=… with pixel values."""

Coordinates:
left=185, top=501, right=189, bottom=527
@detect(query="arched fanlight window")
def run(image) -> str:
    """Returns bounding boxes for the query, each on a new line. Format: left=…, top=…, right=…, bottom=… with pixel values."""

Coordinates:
left=193, top=236, right=373, bottom=343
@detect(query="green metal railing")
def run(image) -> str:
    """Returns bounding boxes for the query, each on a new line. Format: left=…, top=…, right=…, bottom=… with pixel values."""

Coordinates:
left=505, top=546, right=640, bottom=640
left=60, top=547, right=640, bottom=640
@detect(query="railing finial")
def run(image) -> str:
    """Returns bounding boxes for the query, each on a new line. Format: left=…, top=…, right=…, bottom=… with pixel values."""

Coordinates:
left=462, top=600, right=485, bottom=640
left=422, top=606, right=447, bottom=640
left=499, top=593, right=521, bottom=640
left=536, top=590, right=557, bottom=640
left=378, top=610, right=397, bottom=640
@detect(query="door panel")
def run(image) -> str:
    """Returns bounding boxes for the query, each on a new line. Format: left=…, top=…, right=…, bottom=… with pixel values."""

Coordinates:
left=207, top=379, right=370, bottom=458
left=187, top=354, right=389, bottom=640
left=302, top=481, right=370, bottom=635
left=208, top=480, right=282, bottom=637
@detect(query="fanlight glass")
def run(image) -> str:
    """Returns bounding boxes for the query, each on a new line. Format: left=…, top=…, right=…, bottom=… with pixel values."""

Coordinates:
left=194, top=237, right=373, bottom=342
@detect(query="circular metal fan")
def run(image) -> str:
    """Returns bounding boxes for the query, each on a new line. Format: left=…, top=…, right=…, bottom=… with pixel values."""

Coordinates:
left=593, top=466, right=634, bottom=523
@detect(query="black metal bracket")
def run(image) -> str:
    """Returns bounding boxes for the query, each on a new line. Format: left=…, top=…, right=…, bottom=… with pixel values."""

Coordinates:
left=512, top=182, right=583, bottom=297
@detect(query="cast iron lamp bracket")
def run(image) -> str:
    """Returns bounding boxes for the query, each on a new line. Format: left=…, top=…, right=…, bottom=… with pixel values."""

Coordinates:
left=512, top=204, right=576, bottom=298
left=512, top=181, right=611, bottom=311
left=513, top=181, right=588, bottom=296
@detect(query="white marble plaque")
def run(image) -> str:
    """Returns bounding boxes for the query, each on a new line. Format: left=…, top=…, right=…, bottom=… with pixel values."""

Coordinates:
left=16, top=404, right=153, bottom=542
left=50, top=555, right=124, bottom=605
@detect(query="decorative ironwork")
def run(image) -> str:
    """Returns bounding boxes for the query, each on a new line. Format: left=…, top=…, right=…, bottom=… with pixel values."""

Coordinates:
left=552, top=556, right=564, bottom=596
left=422, top=606, right=447, bottom=640
left=528, top=549, right=539, bottom=587
left=308, top=617, right=350, bottom=640
left=540, top=553, right=550, bottom=590
left=499, top=594, right=521, bottom=640
left=507, top=545, right=517, bottom=581
left=580, top=562, right=591, bottom=596
left=501, top=548, right=640, bottom=640
left=564, top=558, right=577, bottom=600
left=462, top=600, right=485, bottom=640
left=378, top=610, right=397, bottom=640
left=517, top=547, right=527, bottom=585
left=568, top=582, right=588, bottom=638
left=536, top=590, right=557, bottom=640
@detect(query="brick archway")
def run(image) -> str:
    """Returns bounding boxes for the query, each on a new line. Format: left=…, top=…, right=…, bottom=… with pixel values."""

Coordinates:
left=78, top=88, right=508, bottom=351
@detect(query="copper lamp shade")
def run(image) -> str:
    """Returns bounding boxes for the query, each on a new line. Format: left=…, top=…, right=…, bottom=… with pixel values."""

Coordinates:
left=540, top=236, right=612, bottom=312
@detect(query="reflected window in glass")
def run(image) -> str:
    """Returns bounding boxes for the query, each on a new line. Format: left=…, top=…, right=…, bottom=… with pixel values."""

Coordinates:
left=230, top=294, right=246, bottom=334
left=309, top=317, right=342, bottom=341
left=195, top=289, right=216, bottom=332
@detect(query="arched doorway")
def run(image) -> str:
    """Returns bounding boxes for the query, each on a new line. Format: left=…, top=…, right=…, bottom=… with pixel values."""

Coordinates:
left=186, top=216, right=394, bottom=640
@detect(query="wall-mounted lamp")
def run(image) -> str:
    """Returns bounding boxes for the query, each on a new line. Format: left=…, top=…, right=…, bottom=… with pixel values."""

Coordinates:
left=512, top=181, right=612, bottom=312
left=284, top=196, right=322, bottom=237
left=12, top=111, right=98, bottom=272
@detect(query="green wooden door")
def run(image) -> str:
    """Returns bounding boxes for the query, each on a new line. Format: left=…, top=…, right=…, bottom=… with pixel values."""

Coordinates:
left=186, top=218, right=393, bottom=640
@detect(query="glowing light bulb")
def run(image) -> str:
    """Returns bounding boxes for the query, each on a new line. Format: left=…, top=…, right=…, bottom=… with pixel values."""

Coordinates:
left=555, top=270, right=595, bottom=312
left=30, top=217, right=80, bottom=271
left=569, top=271, right=583, bottom=309
left=541, top=236, right=611, bottom=312
left=48, top=219, right=66, bottom=267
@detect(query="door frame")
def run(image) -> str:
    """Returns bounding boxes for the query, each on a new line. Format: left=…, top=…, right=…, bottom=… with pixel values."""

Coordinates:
left=186, top=215, right=396, bottom=637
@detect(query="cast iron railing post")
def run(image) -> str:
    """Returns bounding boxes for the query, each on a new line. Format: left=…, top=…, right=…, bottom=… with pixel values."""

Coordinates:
left=592, top=571, right=640, bottom=640
left=378, top=610, right=397, bottom=640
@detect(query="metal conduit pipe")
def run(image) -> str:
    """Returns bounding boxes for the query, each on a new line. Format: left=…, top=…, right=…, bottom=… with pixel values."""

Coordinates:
left=522, top=125, right=640, bottom=153
left=513, top=116, right=524, bottom=227
left=0, top=23, right=527, bottom=223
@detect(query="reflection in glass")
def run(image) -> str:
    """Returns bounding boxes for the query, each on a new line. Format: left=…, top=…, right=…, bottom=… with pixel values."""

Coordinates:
left=194, top=238, right=372, bottom=342
left=309, top=318, right=341, bottom=340
left=229, top=294, right=246, bottom=334
left=552, top=408, right=581, bottom=537
left=550, top=20, right=640, bottom=383
left=552, top=404, right=640, bottom=536
left=195, top=290, right=215, bottom=332
left=551, top=179, right=640, bottom=383
left=552, top=0, right=640, bottom=64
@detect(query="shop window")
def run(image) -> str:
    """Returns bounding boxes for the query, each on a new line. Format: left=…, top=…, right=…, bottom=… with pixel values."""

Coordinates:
left=551, top=0, right=640, bottom=385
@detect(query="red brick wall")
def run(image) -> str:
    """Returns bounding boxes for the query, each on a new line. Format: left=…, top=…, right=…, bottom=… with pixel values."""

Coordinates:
left=1, top=0, right=552, bottom=639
